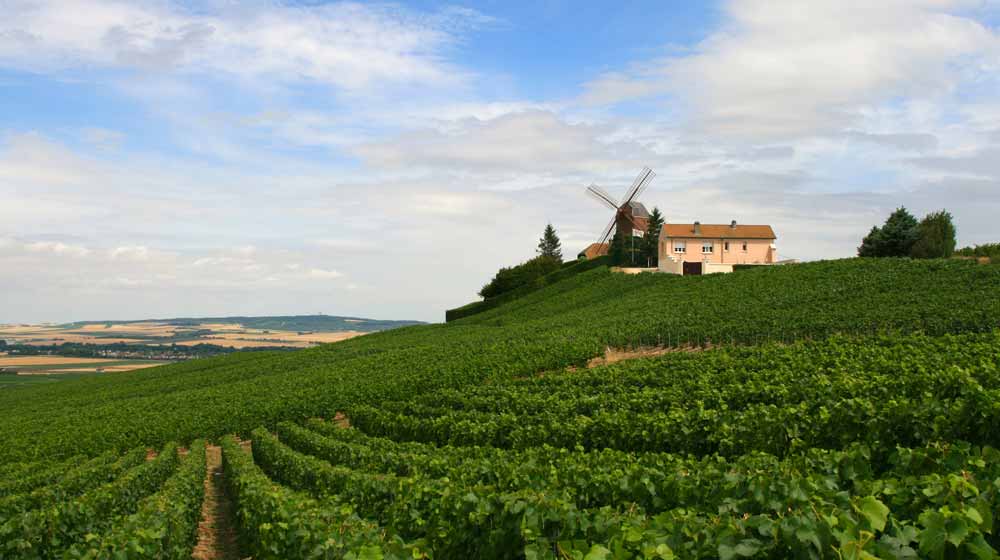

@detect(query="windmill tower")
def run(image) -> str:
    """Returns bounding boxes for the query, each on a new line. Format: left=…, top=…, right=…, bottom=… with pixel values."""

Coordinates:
left=585, top=167, right=656, bottom=254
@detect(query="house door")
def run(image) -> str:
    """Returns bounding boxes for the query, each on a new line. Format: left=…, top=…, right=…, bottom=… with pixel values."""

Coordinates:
left=683, top=261, right=703, bottom=275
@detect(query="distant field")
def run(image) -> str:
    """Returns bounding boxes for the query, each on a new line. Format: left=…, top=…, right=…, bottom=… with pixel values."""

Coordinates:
left=0, top=315, right=422, bottom=386
left=0, top=371, right=102, bottom=387
left=0, top=354, right=167, bottom=376
left=0, top=321, right=368, bottom=349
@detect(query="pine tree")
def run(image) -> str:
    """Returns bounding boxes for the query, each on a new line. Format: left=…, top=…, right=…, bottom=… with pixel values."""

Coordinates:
left=643, top=207, right=665, bottom=267
left=608, top=229, right=625, bottom=266
left=858, top=207, right=919, bottom=257
left=537, top=224, right=563, bottom=262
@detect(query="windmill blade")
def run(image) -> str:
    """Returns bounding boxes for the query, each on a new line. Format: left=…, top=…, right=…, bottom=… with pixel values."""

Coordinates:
left=585, top=184, right=619, bottom=210
left=598, top=215, right=617, bottom=245
left=621, top=167, right=655, bottom=205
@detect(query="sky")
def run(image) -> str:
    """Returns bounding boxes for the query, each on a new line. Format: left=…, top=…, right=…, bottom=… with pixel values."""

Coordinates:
left=1, top=0, right=999, bottom=324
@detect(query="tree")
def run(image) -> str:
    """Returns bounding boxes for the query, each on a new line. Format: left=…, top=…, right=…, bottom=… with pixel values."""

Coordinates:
left=478, top=255, right=561, bottom=299
left=910, top=210, right=956, bottom=259
left=642, top=207, right=665, bottom=267
left=858, top=207, right=919, bottom=257
left=537, top=223, right=562, bottom=262
left=608, top=229, right=626, bottom=266
left=858, top=226, right=886, bottom=257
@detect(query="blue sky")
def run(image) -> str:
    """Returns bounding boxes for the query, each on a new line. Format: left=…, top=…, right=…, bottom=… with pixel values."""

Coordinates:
left=1, top=0, right=999, bottom=323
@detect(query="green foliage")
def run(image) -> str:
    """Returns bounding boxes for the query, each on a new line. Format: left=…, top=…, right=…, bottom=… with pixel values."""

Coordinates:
left=0, top=443, right=179, bottom=557
left=249, top=332, right=1000, bottom=558
left=608, top=229, right=626, bottom=265
left=643, top=206, right=665, bottom=267
left=447, top=256, right=610, bottom=321
left=3, top=259, right=1000, bottom=466
left=911, top=210, right=957, bottom=259
left=957, top=243, right=1000, bottom=262
left=221, top=436, right=417, bottom=559
left=608, top=227, right=644, bottom=267
left=0, top=448, right=146, bottom=523
left=348, top=333, right=1000, bottom=457
left=1, top=257, right=1000, bottom=557
left=478, top=255, right=562, bottom=299
left=67, top=441, right=208, bottom=559
left=858, top=207, right=919, bottom=257
left=537, top=223, right=563, bottom=261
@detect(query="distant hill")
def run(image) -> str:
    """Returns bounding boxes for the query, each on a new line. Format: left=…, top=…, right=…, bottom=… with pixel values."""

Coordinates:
left=65, top=314, right=425, bottom=333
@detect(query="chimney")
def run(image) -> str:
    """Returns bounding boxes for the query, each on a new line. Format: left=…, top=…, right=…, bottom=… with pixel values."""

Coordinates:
left=730, top=220, right=737, bottom=229
left=693, top=221, right=701, bottom=235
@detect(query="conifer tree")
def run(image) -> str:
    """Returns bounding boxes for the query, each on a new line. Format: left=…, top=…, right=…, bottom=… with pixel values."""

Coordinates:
left=537, top=223, right=563, bottom=262
left=858, top=207, right=919, bottom=257
left=643, top=207, right=665, bottom=267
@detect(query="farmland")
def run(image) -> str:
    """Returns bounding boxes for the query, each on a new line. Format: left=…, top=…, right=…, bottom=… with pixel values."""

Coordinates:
left=0, top=314, right=421, bottom=350
left=1, top=258, right=999, bottom=558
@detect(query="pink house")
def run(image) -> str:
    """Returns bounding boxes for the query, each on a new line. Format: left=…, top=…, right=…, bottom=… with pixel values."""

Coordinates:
left=658, top=221, right=777, bottom=275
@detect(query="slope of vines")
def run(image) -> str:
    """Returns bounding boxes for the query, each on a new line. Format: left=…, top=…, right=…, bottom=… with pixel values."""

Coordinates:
left=226, top=332, right=1000, bottom=558
left=1, top=258, right=997, bottom=464
left=1, top=258, right=999, bottom=558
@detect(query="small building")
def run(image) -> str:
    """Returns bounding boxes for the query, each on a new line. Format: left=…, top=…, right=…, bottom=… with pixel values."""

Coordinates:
left=578, top=242, right=609, bottom=260
left=658, top=221, right=777, bottom=275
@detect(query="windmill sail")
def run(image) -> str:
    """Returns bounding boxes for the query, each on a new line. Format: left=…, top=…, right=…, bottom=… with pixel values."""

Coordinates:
left=585, top=184, right=618, bottom=209
left=622, top=167, right=654, bottom=205
left=598, top=216, right=617, bottom=245
left=584, top=166, right=656, bottom=249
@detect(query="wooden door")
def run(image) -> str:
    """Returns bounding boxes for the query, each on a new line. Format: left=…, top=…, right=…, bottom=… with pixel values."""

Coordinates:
left=683, top=261, right=702, bottom=275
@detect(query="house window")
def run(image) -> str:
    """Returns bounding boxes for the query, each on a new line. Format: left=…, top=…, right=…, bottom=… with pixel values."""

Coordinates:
left=674, top=241, right=686, bottom=253
left=724, top=241, right=730, bottom=252
left=702, top=241, right=714, bottom=254
left=742, top=241, right=748, bottom=252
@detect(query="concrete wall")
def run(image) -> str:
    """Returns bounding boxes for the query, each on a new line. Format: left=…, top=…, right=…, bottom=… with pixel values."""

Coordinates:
left=660, top=237, right=775, bottom=265
left=612, top=267, right=658, bottom=275
left=704, top=263, right=734, bottom=275
left=658, top=258, right=683, bottom=275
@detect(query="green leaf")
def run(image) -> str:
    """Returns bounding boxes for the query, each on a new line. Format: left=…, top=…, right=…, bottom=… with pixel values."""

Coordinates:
left=963, top=534, right=997, bottom=560
left=944, top=517, right=968, bottom=547
left=918, top=512, right=947, bottom=560
left=718, top=540, right=761, bottom=560
left=583, top=544, right=611, bottom=560
left=856, top=496, right=889, bottom=532
left=358, top=545, right=383, bottom=560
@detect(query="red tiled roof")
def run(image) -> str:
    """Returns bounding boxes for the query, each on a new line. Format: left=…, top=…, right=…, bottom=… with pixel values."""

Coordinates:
left=661, top=224, right=776, bottom=239
left=579, top=242, right=609, bottom=259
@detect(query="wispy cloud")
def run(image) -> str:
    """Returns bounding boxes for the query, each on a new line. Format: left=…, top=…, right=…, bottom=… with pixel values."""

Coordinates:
left=0, top=0, right=486, bottom=91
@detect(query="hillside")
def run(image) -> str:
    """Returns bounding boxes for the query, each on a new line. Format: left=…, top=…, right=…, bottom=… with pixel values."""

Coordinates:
left=65, top=314, right=424, bottom=333
left=1, top=258, right=999, bottom=558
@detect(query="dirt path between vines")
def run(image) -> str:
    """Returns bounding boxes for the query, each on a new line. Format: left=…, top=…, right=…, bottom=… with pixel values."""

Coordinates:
left=191, top=444, right=241, bottom=560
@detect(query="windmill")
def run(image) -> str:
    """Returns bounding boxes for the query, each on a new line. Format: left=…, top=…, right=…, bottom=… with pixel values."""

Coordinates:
left=584, top=167, right=656, bottom=258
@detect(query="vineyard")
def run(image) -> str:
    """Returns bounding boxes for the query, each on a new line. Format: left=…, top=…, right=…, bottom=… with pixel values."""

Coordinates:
left=0, top=258, right=999, bottom=558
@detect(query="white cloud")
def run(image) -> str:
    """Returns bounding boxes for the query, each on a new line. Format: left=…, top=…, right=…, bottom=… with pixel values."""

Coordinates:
left=0, top=0, right=483, bottom=91
left=354, top=110, right=646, bottom=174
left=24, top=241, right=90, bottom=258
left=109, top=245, right=150, bottom=261
left=582, top=0, right=999, bottom=137
left=308, top=268, right=344, bottom=280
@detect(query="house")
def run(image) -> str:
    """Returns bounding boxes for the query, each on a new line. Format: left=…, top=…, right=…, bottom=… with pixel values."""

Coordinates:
left=658, top=221, right=777, bottom=275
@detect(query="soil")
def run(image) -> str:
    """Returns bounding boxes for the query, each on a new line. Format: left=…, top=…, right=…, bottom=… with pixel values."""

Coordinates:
left=333, top=412, right=351, bottom=429
left=191, top=445, right=241, bottom=560
left=585, top=344, right=709, bottom=368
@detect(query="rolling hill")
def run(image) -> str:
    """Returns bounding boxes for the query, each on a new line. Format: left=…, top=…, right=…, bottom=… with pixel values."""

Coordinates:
left=1, top=258, right=998, bottom=558
left=65, top=314, right=424, bottom=333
